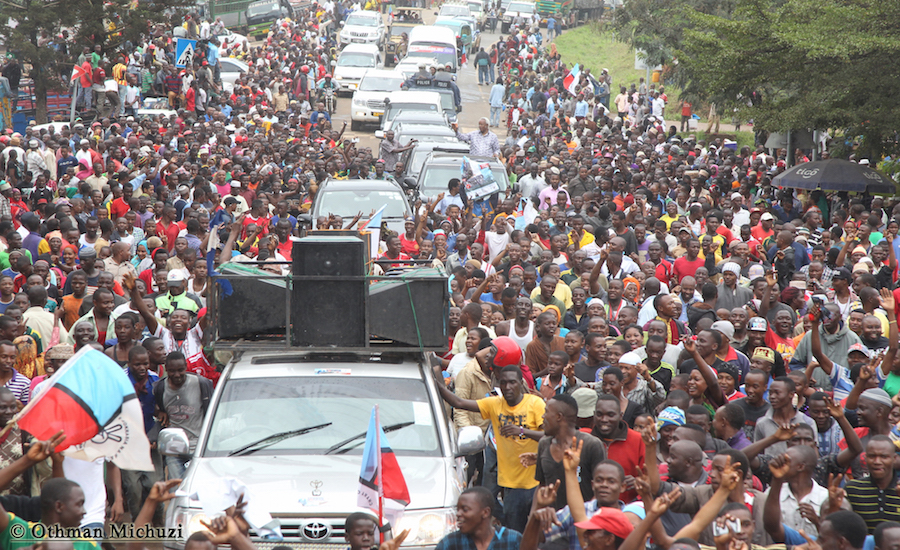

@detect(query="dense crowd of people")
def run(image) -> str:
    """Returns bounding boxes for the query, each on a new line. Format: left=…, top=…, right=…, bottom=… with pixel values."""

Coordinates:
left=0, top=0, right=894, bottom=549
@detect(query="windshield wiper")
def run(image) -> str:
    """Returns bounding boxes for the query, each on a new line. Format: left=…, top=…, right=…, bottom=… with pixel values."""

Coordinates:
left=229, top=422, right=332, bottom=456
left=324, top=421, right=415, bottom=455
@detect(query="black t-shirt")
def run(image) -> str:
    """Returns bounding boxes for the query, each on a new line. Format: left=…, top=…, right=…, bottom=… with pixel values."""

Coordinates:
left=678, top=356, right=728, bottom=376
left=574, top=360, right=608, bottom=384
left=731, top=397, right=771, bottom=440
left=534, top=431, right=606, bottom=509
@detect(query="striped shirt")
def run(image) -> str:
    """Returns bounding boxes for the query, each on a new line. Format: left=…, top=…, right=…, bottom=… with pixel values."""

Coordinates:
left=4, top=370, right=30, bottom=405
left=845, top=476, right=900, bottom=533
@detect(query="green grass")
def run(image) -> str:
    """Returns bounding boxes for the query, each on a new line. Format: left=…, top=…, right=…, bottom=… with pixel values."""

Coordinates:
left=692, top=130, right=756, bottom=150
left=553, top=23, right=646, bottom=88
left=553, top=24, right=683, bottom=120
left=552, top=24, right=757, bottom=149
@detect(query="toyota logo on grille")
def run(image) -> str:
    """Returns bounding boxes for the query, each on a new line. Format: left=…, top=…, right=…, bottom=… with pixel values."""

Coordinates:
left=302, top=522, right=331, bottom=541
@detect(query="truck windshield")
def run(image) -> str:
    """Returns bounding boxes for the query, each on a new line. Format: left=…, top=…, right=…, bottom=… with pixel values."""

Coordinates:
left=204, top=377, right=440, bottom=456
left=346, top=14, right=378, bottom=26
left=248, top=2, right=278, bottom=16
left=507, top=2, right=534, bottom=12
left=407, top=45, right=456, bottom=69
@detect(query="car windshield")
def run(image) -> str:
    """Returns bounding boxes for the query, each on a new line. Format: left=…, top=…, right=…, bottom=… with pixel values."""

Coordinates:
left=204, top=377, right=440, bottom=456
left=248, top=2, right=278, bottom=15
left=317, top=188, right=409, bottom=218
left=359, top=76, right=404, bottom=91
left=346, top=15, right=378, bottom=26
left=467, top=1, right=481, bottom=11
left=421, top=164, right=508, bottom=195
left=507, top=2, right=533, bottom=12
left=338, top=53, right=376, bottom=67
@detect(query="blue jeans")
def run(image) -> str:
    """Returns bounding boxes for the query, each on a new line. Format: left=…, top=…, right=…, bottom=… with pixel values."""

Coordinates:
left=481, top=442, right=503, bottom=520
left=490, top=106, right=501, bottom=127
left=502, top=487, right=536, bottom=533
left=165, top=455, right=188, bottom=480
left=478, top=64, right=489, bottom=84
left=80, top=85, right=92, bottom=110
left=118, top=84, right=127, bottom=116
left=488, top=64, right=495, bottom=83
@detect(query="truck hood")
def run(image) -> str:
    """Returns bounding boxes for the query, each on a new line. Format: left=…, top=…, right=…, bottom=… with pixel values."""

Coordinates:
left=184, top=454, right=452, bottom=513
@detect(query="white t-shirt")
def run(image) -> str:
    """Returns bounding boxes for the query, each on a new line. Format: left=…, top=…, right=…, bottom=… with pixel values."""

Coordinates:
left=63, top=457, right=107, bottom=526
left=104, top=79, right=118, bottom=93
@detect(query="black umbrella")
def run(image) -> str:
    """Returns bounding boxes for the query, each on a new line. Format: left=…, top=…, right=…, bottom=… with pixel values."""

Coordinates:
left=772, top=159, right=897, bottom=194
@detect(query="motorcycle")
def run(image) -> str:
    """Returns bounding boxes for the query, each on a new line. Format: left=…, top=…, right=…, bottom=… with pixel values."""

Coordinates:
left=322, top=87, right=335, bottom=115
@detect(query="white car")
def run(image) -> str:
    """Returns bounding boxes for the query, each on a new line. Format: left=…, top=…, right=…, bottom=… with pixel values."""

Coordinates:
left=219, top=57, right=250, bottom=88
left=338, top=10, right=385, bottom=47
left=217, top=29, right=248, bottom=50
left=334, top=44, right=382, bottom=96
left=350, top=69, right=405, bottom=130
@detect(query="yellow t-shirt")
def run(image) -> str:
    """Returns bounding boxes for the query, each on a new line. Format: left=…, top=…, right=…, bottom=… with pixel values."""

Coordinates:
left=477, top=394, right=545, bottom=489
left=660, top=213, right=679, bottom=230
left=530, top=283, right=574, bottom=310
left=568, top=230, right=596, bottom=249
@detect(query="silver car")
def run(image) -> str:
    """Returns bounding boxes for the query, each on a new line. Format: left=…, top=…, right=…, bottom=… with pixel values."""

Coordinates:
left=163, top=352, right=484, bottom=550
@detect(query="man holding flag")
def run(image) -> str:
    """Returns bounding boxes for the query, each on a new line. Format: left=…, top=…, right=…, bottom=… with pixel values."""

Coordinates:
left=563, top=64, right=580, bottom=96
left=433, top=364, right=545, bottom=533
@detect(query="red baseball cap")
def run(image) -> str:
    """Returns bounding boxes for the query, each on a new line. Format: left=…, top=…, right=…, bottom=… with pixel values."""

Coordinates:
left=573, top=508, right=634, bottom=539
left=491, top=337, right=521, bottom=368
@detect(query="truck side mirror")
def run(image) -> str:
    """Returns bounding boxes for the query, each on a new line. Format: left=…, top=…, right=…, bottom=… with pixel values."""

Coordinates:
left=455, top=426, right=486, bottom=457
left=158, top=428, right=192, bottom=458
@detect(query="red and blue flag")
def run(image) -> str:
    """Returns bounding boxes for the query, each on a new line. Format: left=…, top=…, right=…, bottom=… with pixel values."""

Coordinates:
left=15, top=347, right=154, bottom=471
left=357, top=406, right=410, bottom=525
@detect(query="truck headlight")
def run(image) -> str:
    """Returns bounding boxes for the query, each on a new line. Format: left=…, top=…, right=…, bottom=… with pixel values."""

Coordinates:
left=172, top=507, right=211, bottom=540
left=396, top=509, right=456, bottom=546
left=353, top=98, right=365, bottom=106
left=335, top=75, right=344, bottom=80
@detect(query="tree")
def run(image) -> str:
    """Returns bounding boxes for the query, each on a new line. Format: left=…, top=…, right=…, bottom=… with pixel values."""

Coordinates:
left=0, top=0, right=191, bottom=123
left=677, top=0, right=900, bottom=159
left=611, top=0, right=737, bottom=87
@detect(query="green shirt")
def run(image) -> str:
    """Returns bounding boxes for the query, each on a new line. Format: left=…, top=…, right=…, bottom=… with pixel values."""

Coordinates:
left=884, top=372, right=900, bottom=396
left=155, top=291, right=200, bottom=316
left=0, top=513, right=99, bottom=550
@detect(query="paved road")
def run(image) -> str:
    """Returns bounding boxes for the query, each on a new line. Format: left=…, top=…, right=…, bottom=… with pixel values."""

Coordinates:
left=329, top=11, right=502, bottom=152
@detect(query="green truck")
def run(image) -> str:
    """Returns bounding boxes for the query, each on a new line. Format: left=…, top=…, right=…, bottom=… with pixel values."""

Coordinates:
left=207, top=0, right=294, bottom=36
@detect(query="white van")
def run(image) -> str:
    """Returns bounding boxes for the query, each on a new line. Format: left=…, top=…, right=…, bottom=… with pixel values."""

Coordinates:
left=407, top=26, right=458, bottom=73
left=338, top=9, right=385, bottom=46
left=334, top=44, right=382, bottom=95
left=350, top=69, right=406, bottom=130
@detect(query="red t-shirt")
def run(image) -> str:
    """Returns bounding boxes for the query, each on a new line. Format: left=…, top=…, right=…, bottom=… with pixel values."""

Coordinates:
left=751, top=224, right=774, bottom=243
left=673, top=256, right=704, bottom=284
left=654, top=259, right=673, bottom=286
left=399, top=234, right=419, bottom=256
left=109, top=197, right=130, bottom=221
left=765, top=327, right=796, bottom=362
left=603, top=428, right=646, bottom=504
left=157, top=220, right=185, bottom=251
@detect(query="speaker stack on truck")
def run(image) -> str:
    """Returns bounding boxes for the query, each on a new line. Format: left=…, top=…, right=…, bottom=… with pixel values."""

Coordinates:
left=213, top=233, right=449, bottom=351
